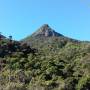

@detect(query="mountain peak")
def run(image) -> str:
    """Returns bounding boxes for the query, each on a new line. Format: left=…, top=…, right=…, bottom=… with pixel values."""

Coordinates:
left=32, top=24, right=63, bottom=37
left=42, top=24, right=49, bottom=28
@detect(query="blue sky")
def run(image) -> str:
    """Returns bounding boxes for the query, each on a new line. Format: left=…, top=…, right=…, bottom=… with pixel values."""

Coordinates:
left=0, top=0, right=90, bottom=40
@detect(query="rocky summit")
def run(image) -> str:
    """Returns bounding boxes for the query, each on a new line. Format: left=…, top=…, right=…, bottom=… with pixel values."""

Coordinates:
left=32, top=24, right=63, bottom=37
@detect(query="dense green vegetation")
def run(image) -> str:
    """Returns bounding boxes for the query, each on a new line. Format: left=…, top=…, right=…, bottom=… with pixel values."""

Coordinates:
left=0, top=36, right=90, bottom=90
left=0, top=25, right=90, bottom=90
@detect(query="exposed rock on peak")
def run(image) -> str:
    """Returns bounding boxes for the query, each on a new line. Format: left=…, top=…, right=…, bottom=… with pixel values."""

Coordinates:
left=32, top=24, right=63, bottom=37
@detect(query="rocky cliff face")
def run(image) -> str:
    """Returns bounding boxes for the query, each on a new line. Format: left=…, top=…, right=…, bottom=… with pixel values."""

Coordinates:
left=32, top=24, right=63, bottom=37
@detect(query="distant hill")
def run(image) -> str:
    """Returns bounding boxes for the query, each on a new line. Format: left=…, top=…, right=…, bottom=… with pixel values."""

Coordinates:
left=0, top=33, right=6, bottom=39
